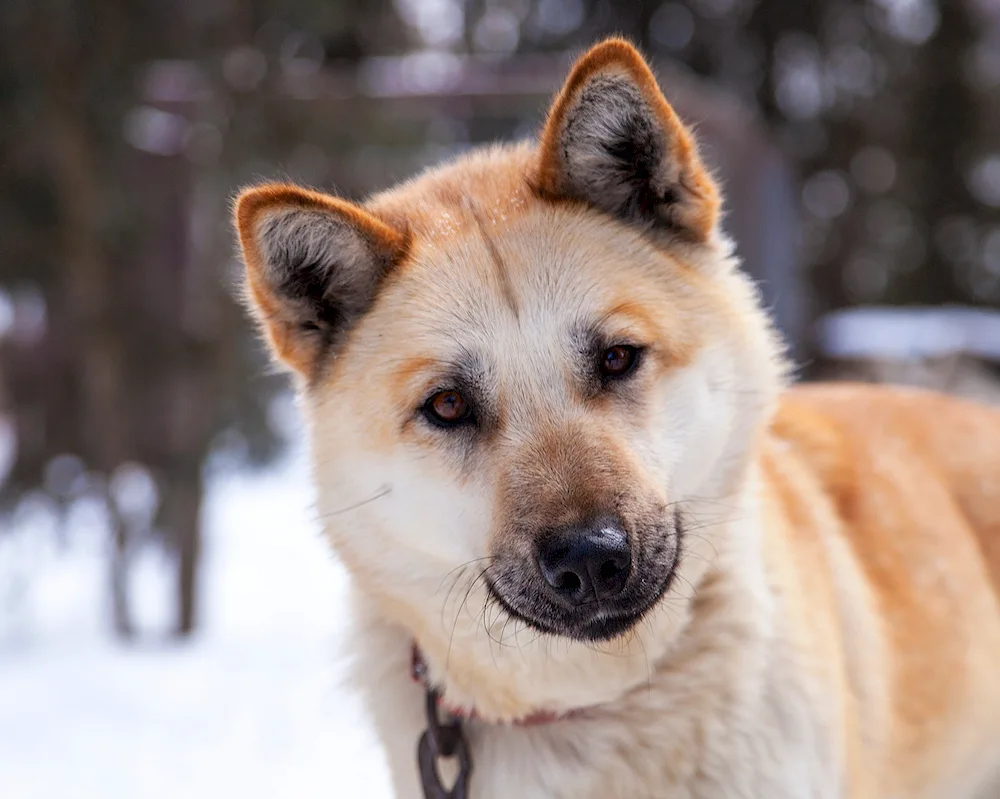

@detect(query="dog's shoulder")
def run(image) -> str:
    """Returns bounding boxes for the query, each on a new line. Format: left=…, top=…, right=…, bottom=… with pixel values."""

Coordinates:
left=777, top=383, right=1000, bottom=528
left=764, top=382, right=1000, bottom=795
left=771, top=382, right=1000, bottom=585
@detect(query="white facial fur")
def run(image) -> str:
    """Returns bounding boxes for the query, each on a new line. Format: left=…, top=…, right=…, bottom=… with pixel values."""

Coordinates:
left=304, top=200, right=785, bottom=722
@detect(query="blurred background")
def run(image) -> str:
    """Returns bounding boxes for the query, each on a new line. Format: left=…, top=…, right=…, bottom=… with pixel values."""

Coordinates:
left=2, top=0, right=1000, bottom=796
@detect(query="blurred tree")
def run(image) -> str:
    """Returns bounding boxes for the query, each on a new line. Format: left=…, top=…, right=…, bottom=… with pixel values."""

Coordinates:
left=0, top=0, right=414, bottom=639
left=736, top=0, right=1000, bottom=352
left=0, top=0, right=299, bottom=638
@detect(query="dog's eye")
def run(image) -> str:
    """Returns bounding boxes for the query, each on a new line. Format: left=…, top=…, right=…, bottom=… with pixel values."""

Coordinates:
left=599, top=345, right=640, bottom=379
left=423, top=390, right=471, bottom=427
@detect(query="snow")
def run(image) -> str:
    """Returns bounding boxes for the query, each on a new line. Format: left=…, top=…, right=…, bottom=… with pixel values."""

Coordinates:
left=0, top=418, right=394, bottom=799
left=817, top=304, right=1000, bottom=362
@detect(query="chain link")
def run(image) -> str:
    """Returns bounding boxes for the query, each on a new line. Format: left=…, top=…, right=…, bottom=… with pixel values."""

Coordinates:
left=418, top=688, right=471, bottom=799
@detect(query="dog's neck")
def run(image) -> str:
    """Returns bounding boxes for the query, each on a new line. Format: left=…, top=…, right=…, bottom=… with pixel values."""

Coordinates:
left=409, top=642, right=593, bottom=726
left=396, top=523, right=773, bottom=732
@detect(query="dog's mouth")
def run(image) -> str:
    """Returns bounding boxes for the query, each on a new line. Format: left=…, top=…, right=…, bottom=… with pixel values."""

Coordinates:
left=486, top=514, right=683, bottom=643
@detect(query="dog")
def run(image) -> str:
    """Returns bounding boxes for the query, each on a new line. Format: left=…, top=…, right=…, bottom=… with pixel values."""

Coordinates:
left=234, top=38, right=1000, bottom=799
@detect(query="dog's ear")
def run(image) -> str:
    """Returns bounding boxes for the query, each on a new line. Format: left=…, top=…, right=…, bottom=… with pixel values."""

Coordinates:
left=535, top=38, right=720, bottom=243
left=235, top=183, right=409, bottom=377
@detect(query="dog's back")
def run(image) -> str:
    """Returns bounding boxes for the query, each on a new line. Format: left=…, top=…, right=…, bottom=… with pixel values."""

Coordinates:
left=768, top=384, right=1000, bottom=797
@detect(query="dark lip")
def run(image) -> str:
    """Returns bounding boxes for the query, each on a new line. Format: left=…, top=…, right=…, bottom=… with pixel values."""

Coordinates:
left=487, top=528, right=682, bottom=643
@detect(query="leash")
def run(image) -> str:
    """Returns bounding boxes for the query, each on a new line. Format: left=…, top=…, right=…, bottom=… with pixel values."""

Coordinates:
left=418, top=685, right=472, bottom=799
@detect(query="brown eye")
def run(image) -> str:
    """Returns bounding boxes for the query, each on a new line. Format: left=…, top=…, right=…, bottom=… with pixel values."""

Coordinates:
left=424, top=390, right=471, bottom=426
left=600, top=345, right=639, bottom=379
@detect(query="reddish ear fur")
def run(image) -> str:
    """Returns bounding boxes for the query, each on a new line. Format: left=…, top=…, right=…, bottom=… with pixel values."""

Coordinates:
left=535, top=38, right=720, bottom=242
left=234, top=184, right=409, bottom=377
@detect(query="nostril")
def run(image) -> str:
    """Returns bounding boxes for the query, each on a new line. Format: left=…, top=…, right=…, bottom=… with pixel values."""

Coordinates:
left=554, top=570, right=581, bottom=594
left=600, top=559, right=625, bottom=583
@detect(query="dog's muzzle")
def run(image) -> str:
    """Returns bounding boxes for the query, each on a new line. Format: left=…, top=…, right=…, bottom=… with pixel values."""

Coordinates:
left=487, top=510, right=682, bottom=642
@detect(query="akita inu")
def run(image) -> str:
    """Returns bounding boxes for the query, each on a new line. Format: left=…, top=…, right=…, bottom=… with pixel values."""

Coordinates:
left=234, top=38, right=1000, bottom=799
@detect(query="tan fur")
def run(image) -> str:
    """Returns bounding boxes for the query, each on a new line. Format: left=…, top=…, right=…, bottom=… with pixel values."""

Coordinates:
left=235, top=38, right=1000, bottom=799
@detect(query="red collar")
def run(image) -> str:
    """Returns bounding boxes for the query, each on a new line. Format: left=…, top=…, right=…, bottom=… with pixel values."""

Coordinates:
left=410, top=644, right=578, bottom=727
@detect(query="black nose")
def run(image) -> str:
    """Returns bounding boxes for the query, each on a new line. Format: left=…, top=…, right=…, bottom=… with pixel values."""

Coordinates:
left=537, top=518, right=631, bottom=606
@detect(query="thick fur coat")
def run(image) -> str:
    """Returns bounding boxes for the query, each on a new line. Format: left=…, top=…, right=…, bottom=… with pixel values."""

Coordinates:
left=235, top=39, right=1000, bottom=799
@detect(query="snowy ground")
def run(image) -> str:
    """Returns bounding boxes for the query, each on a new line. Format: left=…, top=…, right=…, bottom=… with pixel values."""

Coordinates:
left=0, top=419, right=393, bottom=798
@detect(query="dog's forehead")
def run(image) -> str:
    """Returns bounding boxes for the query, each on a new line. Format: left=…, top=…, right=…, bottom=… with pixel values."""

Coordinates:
left=363, top=143, right=676, bottom=338
left=420, top=192, right=531, bottom=245
left=342, top=151, right=699, bottom=399
left=379, top=227, right=613, bottom=387
left=400, top=205, right=661, bottom=327
left=354, top=195, right=699, bottom=383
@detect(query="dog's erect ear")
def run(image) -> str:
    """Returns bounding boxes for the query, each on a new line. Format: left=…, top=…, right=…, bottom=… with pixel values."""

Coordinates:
left=235, top=184, right=409, bottom=377
left=535, top=38, right=719, bottom=243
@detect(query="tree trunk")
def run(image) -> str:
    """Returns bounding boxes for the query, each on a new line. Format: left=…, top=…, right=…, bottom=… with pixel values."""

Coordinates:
left=39, top=31, right=133, bottom=639
left=163, top=471, right=204, bottom=637
left=108, top=500, right=134, bottom=640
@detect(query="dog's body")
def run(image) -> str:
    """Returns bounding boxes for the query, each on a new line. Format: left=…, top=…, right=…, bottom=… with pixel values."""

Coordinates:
left=235, top=39, right=1000, bottom=798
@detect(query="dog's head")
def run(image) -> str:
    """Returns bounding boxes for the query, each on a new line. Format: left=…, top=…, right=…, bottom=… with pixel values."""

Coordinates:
left=235, top=39, right=786, bottom=721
